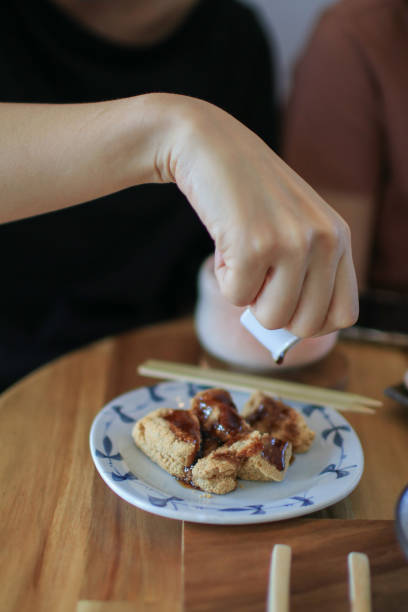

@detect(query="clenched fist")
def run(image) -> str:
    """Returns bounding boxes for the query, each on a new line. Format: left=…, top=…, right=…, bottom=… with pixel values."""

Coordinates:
left=158, top=95, right=359, bottom=337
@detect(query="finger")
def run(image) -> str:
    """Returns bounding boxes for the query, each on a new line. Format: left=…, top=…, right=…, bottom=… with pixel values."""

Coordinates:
left=314, top=250, right=359, bottom=336
left=285, top=250, right=339, bottom=338
left=250, top=256, right=308, bottom=330
left=214, top=253, right=269, bottom=306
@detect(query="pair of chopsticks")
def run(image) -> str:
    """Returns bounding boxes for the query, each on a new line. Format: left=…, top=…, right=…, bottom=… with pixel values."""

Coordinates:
left=138, top=359, right=381, bottom=414
left=268, top=545, right=371, bottom=612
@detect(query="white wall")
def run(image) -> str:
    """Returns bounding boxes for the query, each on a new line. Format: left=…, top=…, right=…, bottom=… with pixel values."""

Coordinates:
left=242, top=0, right=338, bottom=102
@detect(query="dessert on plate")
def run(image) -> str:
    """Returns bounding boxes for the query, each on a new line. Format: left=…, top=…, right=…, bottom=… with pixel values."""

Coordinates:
left=242, top=391, right=315, bottom=453
left=132, top=387, right=312, bottom=494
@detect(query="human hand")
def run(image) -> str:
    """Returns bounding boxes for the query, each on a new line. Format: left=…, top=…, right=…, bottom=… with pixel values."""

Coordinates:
left=159, top=95, right=359, bottom=338
left=0, top=93, right=358, bottom=339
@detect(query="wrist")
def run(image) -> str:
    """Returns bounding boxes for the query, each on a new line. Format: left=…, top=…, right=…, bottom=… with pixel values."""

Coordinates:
left=110, top=92, right=189, bottom=190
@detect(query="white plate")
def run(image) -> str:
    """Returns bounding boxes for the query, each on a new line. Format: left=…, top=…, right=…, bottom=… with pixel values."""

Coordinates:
left=90, top=381, right=364, bottom=525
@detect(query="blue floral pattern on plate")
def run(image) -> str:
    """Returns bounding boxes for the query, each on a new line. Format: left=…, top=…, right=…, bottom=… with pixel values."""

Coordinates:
left=89, top=382, right=364, bottom=525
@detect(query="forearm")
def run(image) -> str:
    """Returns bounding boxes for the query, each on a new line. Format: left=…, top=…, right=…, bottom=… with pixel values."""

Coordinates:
left=0, top=94, right=173, bottom=224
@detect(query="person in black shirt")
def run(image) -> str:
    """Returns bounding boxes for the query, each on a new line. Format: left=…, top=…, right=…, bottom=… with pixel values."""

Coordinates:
left=0, top=0, right=358, bottom=392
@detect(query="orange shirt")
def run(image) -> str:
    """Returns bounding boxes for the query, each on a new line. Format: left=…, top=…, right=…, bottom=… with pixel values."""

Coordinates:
left=284, top=0, right=408, bottom=293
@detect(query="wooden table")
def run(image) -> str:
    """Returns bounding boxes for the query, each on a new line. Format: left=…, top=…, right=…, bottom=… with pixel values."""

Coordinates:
left=1, top=317, right=408, bottom=611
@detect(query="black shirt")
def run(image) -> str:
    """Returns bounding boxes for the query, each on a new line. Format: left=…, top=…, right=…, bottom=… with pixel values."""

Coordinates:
left=0, top=0, right=277, bottom=391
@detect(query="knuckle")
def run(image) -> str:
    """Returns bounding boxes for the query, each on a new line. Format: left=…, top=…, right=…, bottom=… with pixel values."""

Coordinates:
left=340, top=308, right=359, bottom=329
left=328, top=305, right=359, bottom=331
left=314, top=223, right=340, bottom=253
left=342, top=218, right=352, bottom=243
left=250, top=231, right=279, bottom=262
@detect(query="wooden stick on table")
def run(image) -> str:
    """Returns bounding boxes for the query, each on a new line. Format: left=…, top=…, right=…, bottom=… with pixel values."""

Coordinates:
left=348, top=553, right=372, bottom=612
left=77, top=603, right=137, bottom=611
left=138, top=359, right=381, bottom=414
left=267, top=544, right=291, bottom=612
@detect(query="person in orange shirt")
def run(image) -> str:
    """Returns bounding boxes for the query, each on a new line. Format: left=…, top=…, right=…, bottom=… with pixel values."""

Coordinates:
left=284, top=0, right=408, bottom=331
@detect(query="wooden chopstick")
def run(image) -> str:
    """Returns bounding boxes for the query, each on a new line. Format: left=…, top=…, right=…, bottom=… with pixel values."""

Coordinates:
left=267, top=548, right=371, bottom=611
left=77, top=602, right=136, bottom=611
left=138, top=359, right=380, bottom=413
left=348, top=553, right=372, bottom=612
left=267, top=545, right=291, bottom=612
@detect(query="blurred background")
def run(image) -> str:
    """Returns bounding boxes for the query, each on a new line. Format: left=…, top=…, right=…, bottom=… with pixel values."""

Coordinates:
left=244, top=0, right=338, bottom=103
